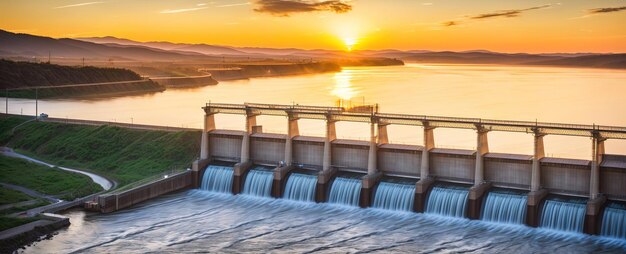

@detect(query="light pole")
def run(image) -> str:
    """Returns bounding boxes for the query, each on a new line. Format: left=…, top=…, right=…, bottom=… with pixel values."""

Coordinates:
left=5, top=88, right=8, bottom=114
left=35, top=88, right=38, bottom=120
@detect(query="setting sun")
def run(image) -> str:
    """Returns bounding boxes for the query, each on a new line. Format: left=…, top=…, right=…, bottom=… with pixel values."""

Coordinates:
left=343, top=37, right=357, bottom=51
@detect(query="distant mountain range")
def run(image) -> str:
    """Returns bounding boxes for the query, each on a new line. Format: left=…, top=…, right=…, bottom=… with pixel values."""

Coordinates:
left=1, top=29, right=624, bottom=69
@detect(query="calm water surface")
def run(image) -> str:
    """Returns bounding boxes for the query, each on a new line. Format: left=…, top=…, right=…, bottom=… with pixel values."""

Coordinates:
left=3, top=64, right=626, bottom=158
left=21, top=190, right=626, bottom=253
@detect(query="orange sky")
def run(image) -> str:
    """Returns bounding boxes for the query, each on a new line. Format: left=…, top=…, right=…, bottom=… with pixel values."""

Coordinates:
left=1, top=0, right=625, bottom=53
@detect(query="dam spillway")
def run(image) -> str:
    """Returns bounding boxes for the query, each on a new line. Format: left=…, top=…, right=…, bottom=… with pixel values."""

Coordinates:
left=328, top=177, right=362, bottom=206
left=480, top=191, right=528, bottom=224
left=283, top=173, right=317, bottom=202
left=600, top=203, right=626, bottom=240
left=540, top=199, right=586, bottom=233
left=188, top=102, right=626, bottom=239
left=372, top=182, right=415, bottom=211
left=425, top=186, right=469, bottom=218
left=242, top=167, right=274, bottom=197
left=200, top=165, right=234, bottom=193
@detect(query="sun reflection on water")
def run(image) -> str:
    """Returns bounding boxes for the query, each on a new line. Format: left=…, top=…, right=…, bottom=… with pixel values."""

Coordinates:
left=331, top=70, right=358, bottom=101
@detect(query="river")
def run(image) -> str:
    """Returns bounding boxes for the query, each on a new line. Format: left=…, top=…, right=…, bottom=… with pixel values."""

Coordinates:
left=20, top=190, right=626, bottom=253
left=3, top=64, right=625, bottom=158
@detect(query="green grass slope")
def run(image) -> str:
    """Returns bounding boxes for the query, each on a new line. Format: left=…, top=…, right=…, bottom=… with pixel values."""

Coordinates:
left=1, top=116, right=201, bottom=187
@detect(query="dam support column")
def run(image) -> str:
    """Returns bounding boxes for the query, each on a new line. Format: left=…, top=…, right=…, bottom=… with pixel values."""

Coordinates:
left=415, top=124, right=435, bottom=213
left=367, top=119, right=379, bottom=175
left=193, top=113, right=215, bottom=188
left=468, top=126, right=491, bottom=219
left=526, top=131, right=548, bottom=227
left=284, top=113, right=299, bottom=166
left=317, top=115, right=337, bottom=202
left=273, top=165, right=293, bottom=198
left=584, top=133, right=606, bottom=235
left=233, top=110, right=257, bottom=194
left=360, top=118, right=383, bottom=207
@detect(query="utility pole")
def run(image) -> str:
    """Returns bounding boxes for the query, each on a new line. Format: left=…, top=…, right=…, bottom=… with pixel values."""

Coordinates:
left=5, top=88, right=8, bottom=114
left=35, top=88, right=38, bottom=120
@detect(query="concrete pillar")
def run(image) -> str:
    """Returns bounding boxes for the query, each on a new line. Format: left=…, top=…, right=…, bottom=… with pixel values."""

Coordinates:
left=420, top=125, right=435, bottom=179
left=584, top=195, right=606, bottom=235
left=360, top=172, right=382, bottom=208
left=526, top=189, right=548, bottom=227
left=377, top=123, right=389, bottom=145
left=474, top=127, right=489, bottom=186
left=316, top=168, right=336, bottom=203
left=322, top=116, right=336, bottom=172
left=531, top=132, right=545, bottom=192
left=367, top=120, right=378, bottom=174
left=272, top=165, right=293, bottom=198
left=284, top=114, right=299, bottom=166
left=200, top=114, right=216, bottom=160
left=415, top=124, right=435, bottom=213
left=590, top=134, right=605, bottom=199
left=240, top=112, right=257, bottom=163
left=232, top=161, right=253, bottom=194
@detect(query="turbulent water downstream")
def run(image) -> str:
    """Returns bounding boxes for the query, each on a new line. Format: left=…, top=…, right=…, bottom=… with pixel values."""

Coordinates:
left=22, top=190, right=626, bottom=253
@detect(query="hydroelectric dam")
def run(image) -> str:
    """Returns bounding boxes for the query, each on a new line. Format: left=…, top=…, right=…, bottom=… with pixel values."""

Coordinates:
left=102, top=102, right=626, bottom=241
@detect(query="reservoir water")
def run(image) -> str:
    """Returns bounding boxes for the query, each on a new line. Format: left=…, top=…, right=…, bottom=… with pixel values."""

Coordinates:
left=21, top=190, right=626, bottom=253
left=3, top=64, right=626, bottom=158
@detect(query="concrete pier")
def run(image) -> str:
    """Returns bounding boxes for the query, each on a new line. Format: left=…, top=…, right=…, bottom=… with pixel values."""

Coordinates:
left=526, top=189, right=548, bottom=227
left=240, top=110, right=258, bottom=163
left=360, top=172, right=382, bottom=208
left=414, top=177, right=435, bottom=212
left=474, top=127, right=489, bottom=186
left=232, top=161, right=254, bottom=194
left=531, top=131, right=545, bottom=192
left=316, top=168, right=337, bottom=202
left=468, top=182, right=492, bottom=219
left=584, top=195, right=606, bottom=235
left=323, top=116, right=336, bottom=172
left=284, top=113, right=299, bottom=166
left=272, top=165, right=293, bottom=198
left=367, top=120, right=378, bottom=175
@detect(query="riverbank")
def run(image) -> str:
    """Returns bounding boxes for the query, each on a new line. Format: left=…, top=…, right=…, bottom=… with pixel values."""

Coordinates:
left=1, top=60, right=166, bottom=99
left=0, top=115, right=201, bottom=187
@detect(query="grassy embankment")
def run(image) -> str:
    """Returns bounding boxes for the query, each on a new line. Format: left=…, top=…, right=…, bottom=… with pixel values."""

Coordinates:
left=0, top=155, right=103, bottom=200
left=0, top=116, right=201, bottom=187
left=0, top=59, right=165, bottom=99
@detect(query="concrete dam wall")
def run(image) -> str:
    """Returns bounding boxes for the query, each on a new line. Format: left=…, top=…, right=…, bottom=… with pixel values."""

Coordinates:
left=191, top=102, right=626, bottom=237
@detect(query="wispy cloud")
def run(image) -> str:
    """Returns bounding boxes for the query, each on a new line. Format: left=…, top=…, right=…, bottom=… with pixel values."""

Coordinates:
left=254, top=0, right=352, bottom=17
left=588, top=6, right=626, bottom=14
left=469, top=5, right=550, bottom=19
left=160, top=6, right=208, bottom=14
left=54, top=1, right=103, bottom=9
left=217, top=2, right=251, bottom=7
left=443, top=4, right=551, bottom=27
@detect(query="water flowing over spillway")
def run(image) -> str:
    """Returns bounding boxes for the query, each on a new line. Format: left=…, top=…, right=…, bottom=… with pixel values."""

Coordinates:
left=23, top=191, right=626, bottom=253
left=601, top=205, right=626, bottom=240
left=328, top=177, right=362, bottom=206
left=200, top=165, right=234, bottom=193
left=372, top=182, right=415, bottom=211
left=481, top=192, right=528, bottom=224
left=242, top=168, right=274, bottom=197
left=283, top=173, right=317, bottom=202
left=540, top=199, right=586, bottom=233
left=426, top=186, right=469, bottom=218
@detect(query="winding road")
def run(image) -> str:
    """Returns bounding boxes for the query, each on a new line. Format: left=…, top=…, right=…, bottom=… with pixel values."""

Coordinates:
left=0, top=147, right=113, bottom=191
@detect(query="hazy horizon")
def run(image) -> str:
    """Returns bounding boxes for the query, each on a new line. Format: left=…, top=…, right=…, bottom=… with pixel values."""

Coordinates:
left=1, top=1, right=625, bottom=53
